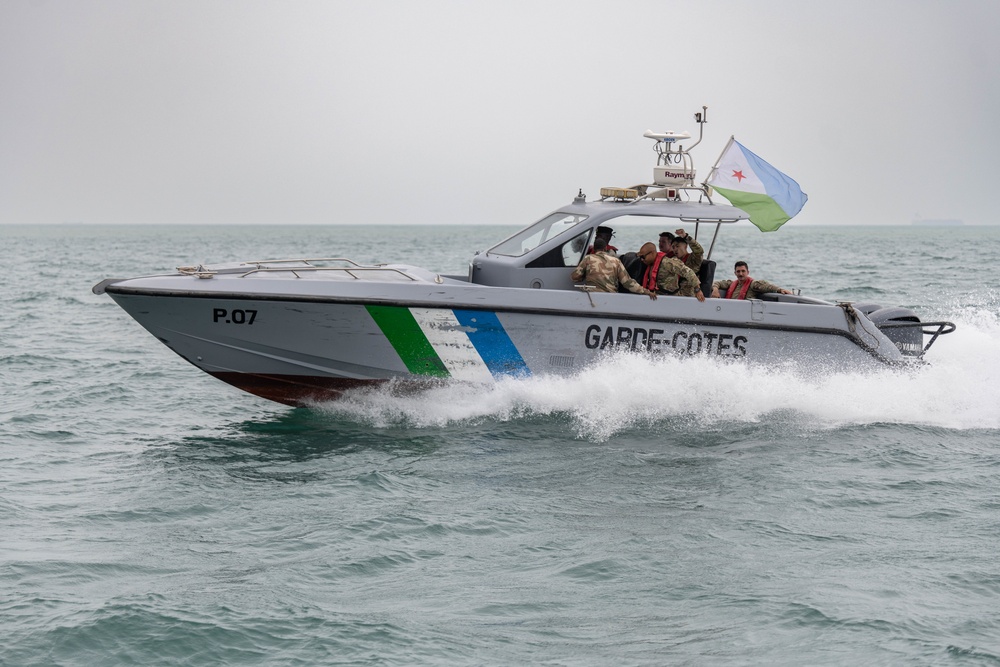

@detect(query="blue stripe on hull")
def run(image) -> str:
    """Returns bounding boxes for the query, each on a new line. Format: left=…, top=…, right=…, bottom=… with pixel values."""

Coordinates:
left=452, top=310, right=531, bottom=378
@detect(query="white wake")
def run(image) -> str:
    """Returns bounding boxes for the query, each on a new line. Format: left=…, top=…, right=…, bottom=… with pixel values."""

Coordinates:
left=314, top=306, right=1000, bottom=440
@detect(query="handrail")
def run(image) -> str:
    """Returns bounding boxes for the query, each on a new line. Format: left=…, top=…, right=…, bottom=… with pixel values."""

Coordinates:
left=629, top=184, right=712, bottom=204
left=178, top=258, right=424, bottom=282
left=240, top=257, right=375, bottom=268
left=876, top=320, right=956, bottom=353
left=239, top=266, right=419, bottom=281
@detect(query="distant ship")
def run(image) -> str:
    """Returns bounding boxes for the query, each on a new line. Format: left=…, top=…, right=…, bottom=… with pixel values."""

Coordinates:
left=912, top=217, right=963, bottom=226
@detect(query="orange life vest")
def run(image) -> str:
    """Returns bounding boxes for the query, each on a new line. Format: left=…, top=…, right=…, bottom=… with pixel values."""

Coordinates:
left=641, top=252, right=667, bottom=291
left=725, top=277, right=754, bottom=299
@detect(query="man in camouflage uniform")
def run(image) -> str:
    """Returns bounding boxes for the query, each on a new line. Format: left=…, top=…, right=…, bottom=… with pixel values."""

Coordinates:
left=637, top=242, right=705, bottom=301
left=571, top=238, right=657, bottom=299
left=670, top=228, right=704, bottom=274
left=587, top=225, right=619, bottom=257
left=658, top=231, right=676, bottom=257
left=711, top=261, right=793, bottom=299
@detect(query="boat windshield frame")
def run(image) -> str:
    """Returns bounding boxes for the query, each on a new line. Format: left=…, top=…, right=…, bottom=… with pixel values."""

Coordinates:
left=487, top=213, right=589, bottom=257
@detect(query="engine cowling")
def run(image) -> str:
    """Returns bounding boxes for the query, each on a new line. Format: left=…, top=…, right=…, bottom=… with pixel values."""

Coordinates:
left=867, top=306, right=924, bottom=358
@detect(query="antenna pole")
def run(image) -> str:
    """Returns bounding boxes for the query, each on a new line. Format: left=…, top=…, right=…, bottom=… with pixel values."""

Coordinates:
left=685, top=105, right=709, bottom=151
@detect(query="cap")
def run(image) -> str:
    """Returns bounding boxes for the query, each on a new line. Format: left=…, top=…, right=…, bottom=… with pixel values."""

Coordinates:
left=596, top=226, right=615, bottom=236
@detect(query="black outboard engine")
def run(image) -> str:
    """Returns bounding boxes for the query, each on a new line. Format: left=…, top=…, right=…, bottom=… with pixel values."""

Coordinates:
left=867, top=306, right=926, bottom=358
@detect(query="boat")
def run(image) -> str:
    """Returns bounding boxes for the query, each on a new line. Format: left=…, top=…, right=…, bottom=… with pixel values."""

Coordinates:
left=912, top=217, right=963, bottom=226
left=93, top=108, right=956, bottom=406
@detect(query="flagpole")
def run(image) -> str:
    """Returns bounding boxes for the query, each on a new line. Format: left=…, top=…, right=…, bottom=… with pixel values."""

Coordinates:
left=702, top=135, right=736, bottom=261
left=704, top=135, right=735, bottom=186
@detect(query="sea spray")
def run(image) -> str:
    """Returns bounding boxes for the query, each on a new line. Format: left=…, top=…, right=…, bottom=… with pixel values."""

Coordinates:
left=315, top=306, right=1000, bottom=439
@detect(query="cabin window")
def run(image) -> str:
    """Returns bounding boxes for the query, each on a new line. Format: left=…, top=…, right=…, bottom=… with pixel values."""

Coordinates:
left=488, top=213, right=588, bottom=257
left=526, top=229, right=590, bottom=268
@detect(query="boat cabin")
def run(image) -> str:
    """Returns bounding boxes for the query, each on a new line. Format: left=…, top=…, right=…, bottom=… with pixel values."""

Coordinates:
left=469, top=110, right=751, bottom=293
left=469, top=197, right=749, bottom=293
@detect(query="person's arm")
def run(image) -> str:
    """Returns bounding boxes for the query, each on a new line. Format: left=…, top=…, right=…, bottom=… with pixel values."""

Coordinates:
left=570, top=259, right=587, bottom=282
left=711, top=279, right=730, bottom=299
left=753, top=279, right=792, bottom=295
left=617, top=263, right=657, bottom=300
left=681, top=264, right=706, bottom=302
left=687, top=236, right=704, bottom=265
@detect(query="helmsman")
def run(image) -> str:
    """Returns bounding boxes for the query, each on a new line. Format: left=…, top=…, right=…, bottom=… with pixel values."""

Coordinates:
left=572, top=238, right=657, bottom=299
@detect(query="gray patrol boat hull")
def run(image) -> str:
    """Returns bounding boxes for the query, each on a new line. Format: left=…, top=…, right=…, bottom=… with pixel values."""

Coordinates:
left=98, top=258, right=914, bottom=406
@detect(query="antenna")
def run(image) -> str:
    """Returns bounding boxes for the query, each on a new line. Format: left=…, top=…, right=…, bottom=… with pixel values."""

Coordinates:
left=685, top=105, right=708, bottom=152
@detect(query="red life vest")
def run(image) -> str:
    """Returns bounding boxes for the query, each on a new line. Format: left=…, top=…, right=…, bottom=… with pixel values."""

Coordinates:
left=725, top=277, right=754, bottom=300
left=641, top=252, right=667, bottom=291
left=587, top=244, right=619, bottom=255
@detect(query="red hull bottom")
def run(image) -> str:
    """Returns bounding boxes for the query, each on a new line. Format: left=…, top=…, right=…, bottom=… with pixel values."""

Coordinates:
left=210, top=372, right=386, bottom=407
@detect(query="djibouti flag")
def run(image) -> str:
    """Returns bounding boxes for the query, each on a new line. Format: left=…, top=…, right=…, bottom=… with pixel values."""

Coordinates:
left=707, top=137, right=808, bottom=232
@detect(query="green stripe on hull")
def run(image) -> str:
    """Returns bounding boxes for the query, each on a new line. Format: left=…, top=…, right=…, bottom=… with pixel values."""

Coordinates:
left=365, top=305, right=450, bottom=377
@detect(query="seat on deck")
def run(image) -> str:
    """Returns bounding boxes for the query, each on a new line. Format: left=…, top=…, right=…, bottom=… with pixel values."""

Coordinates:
left=619, top=252, right=644, bottom=288
left=698, top=260, right=715, bottom=297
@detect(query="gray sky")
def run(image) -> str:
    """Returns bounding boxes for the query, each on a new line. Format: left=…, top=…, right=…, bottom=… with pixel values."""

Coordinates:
left=2, top=0, right=997, bottom=226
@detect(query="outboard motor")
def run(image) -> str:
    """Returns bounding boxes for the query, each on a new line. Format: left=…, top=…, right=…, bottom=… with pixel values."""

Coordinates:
left=850, top=302, right=884, bottom=316
left=867, top=306, right=925, bottom=358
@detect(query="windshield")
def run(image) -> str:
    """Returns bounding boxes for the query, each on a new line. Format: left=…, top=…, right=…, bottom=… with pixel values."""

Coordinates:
left=488, top=213, right=588, bottom=257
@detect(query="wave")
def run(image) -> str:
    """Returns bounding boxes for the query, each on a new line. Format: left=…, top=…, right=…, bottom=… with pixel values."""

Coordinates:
left=313, top=306, right=1000, bottom=440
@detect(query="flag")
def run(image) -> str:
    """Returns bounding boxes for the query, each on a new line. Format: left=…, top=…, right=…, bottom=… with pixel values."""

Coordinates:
left=707, top=137, right=808, bottom=232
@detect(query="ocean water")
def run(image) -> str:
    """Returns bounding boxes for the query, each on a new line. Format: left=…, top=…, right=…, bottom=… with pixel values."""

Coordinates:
left=2, top=222, right=1000, bottom=666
